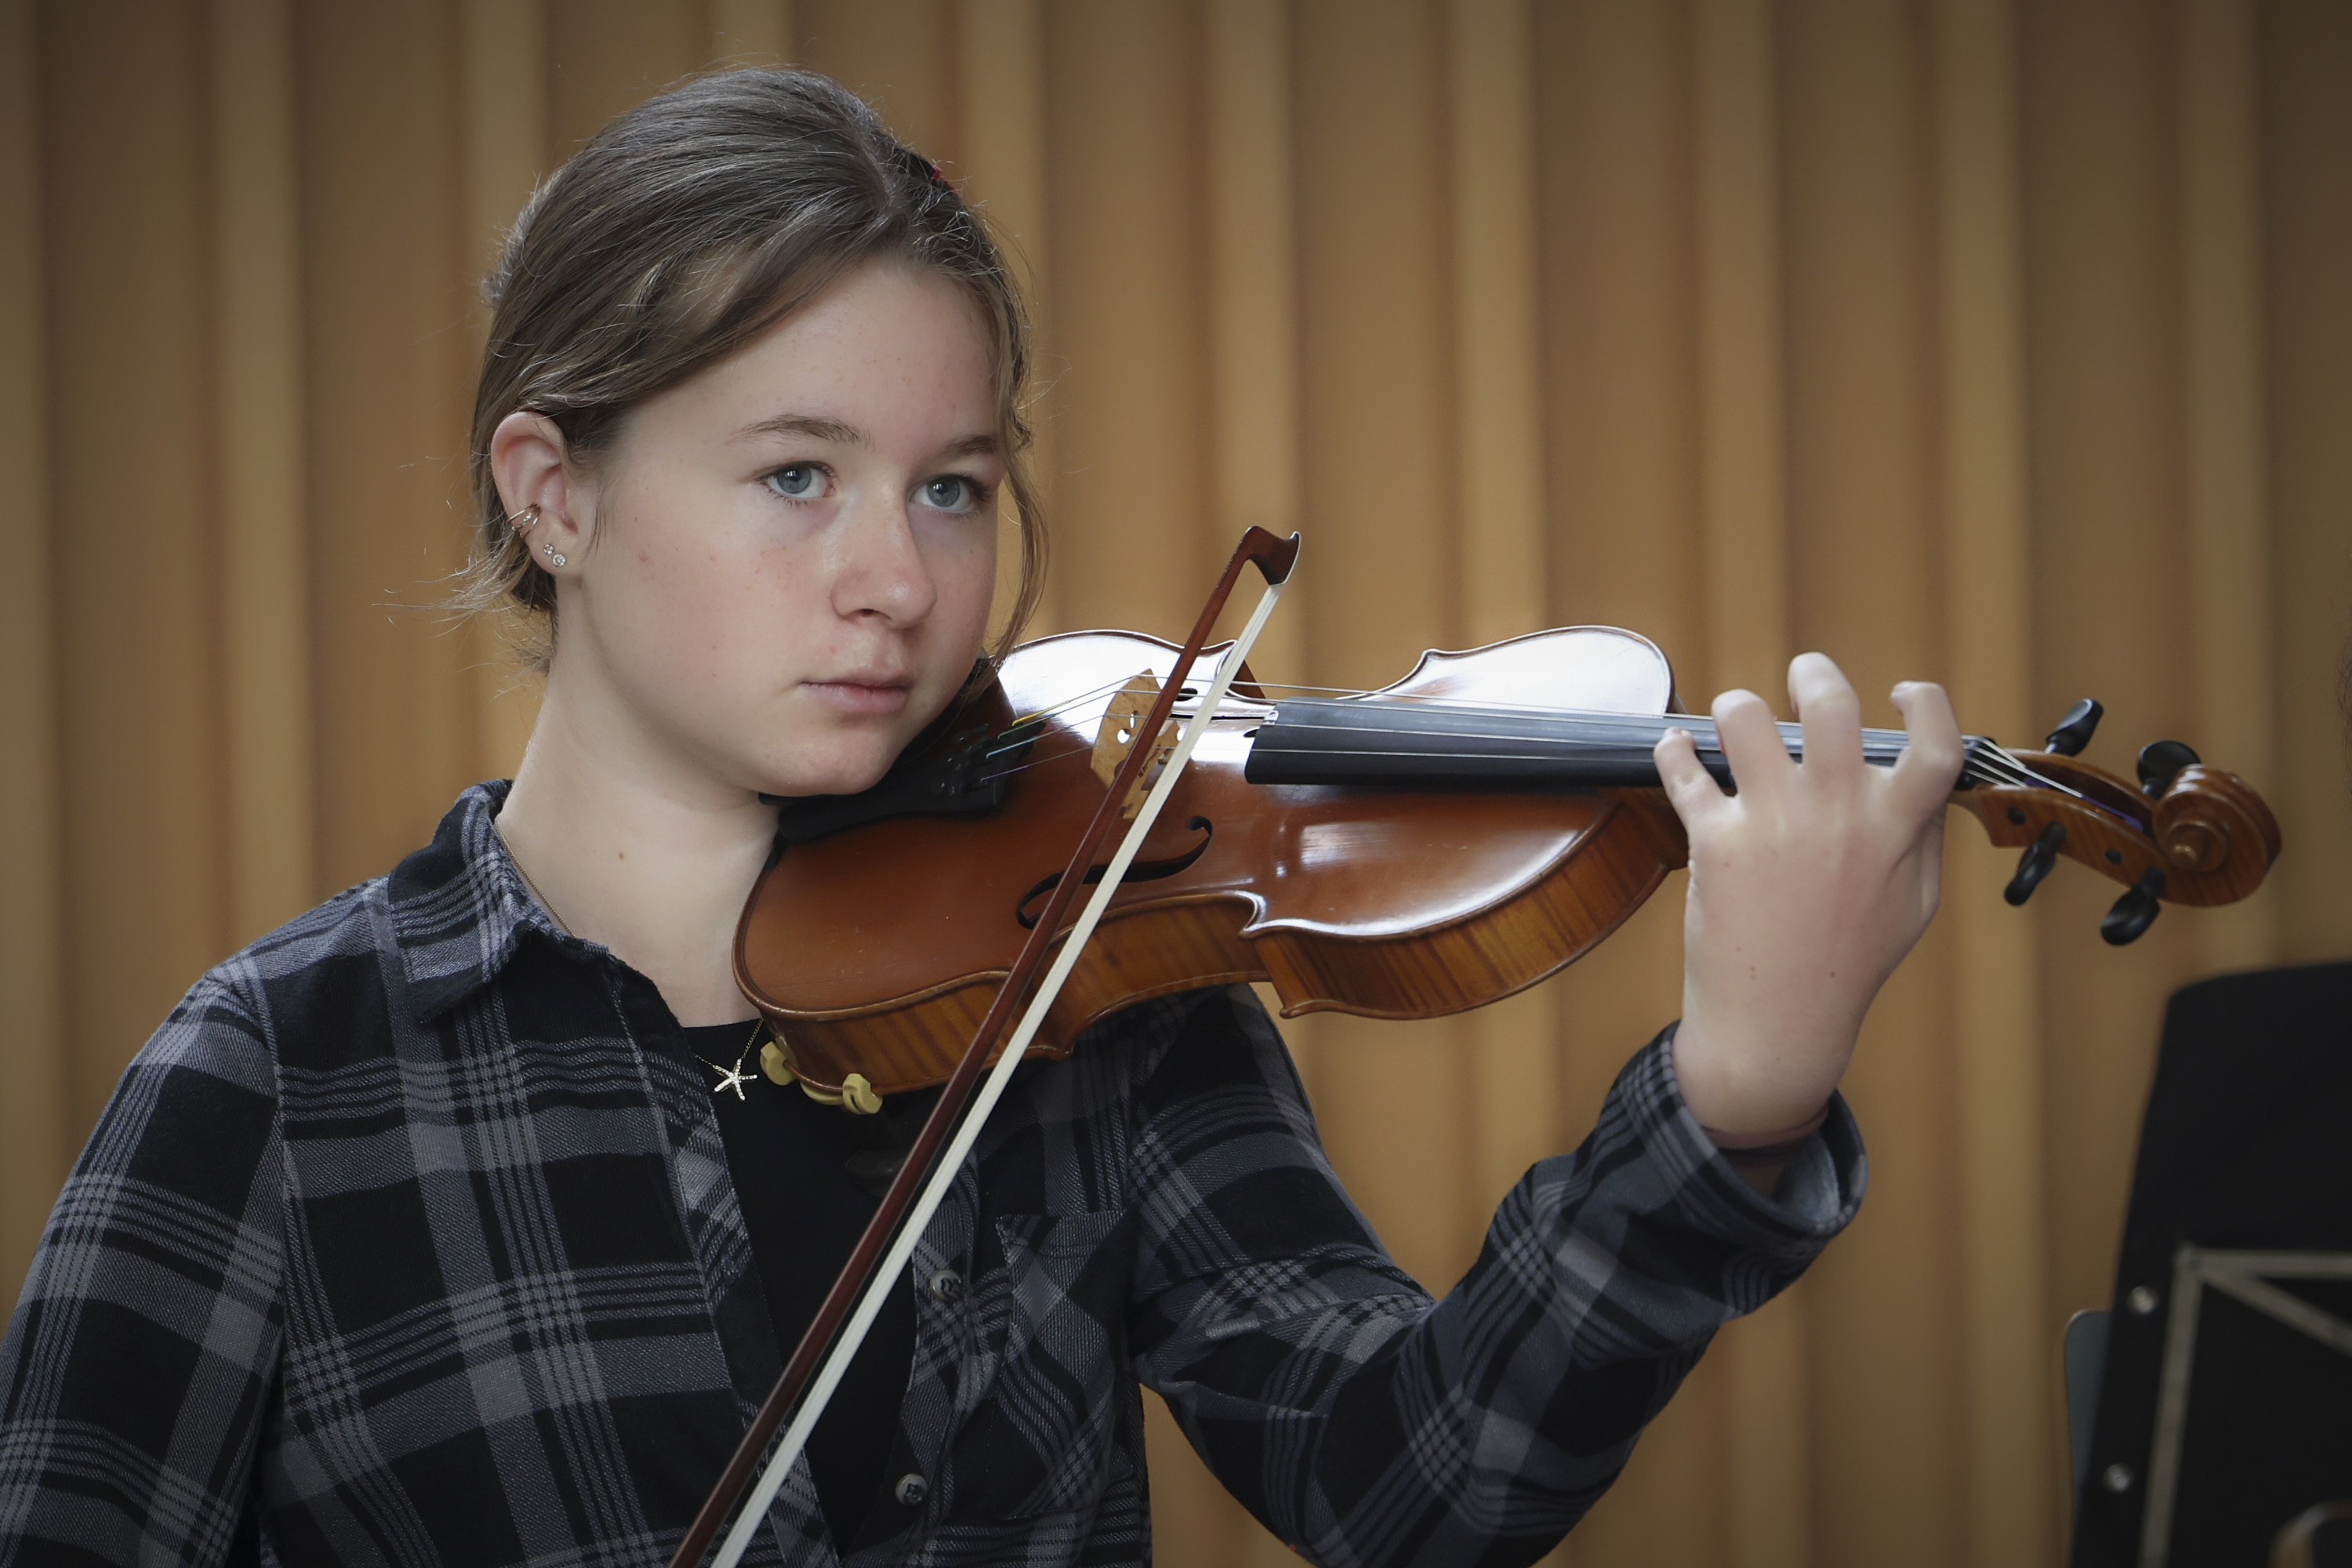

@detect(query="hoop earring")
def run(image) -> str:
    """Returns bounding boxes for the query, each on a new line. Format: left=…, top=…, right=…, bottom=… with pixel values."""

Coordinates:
left=542, top=540, right=568, bottom=568
left=510, top=505, right=540, bottom=533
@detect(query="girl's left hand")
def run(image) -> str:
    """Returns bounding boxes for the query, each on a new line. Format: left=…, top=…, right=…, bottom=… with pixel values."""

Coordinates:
left=1654, top=652, right=1965, bottom=1136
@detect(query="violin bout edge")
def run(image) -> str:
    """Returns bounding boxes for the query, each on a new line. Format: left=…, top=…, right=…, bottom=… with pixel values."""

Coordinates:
left=750, top=791, right=1691, bottom=1098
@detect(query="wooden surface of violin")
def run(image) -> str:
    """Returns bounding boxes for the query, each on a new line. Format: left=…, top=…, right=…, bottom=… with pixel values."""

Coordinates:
left=735, top=626, right=2282, bottom=1100
left=738, top=626, right=1689, bottom=1096
left=1950, top=755, right=2278, bottom=906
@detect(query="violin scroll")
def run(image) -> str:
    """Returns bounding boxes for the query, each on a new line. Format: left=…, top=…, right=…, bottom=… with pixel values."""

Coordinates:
left=1953, top=747, right=2281, bottom=936
left=2137, top=739, right=2202, bottom=798
left=2150, top=764, right=2279, bottom=891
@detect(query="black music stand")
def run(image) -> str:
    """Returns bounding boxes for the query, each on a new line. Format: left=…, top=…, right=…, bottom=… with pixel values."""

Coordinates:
left=2071, top=960, right=2352, bottom=1567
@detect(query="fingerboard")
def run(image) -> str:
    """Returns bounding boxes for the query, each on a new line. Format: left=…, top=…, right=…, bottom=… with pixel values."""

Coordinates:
left=1242, top=697, right=2005, bottom=790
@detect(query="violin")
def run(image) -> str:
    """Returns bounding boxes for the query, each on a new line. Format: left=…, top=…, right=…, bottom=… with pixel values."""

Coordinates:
left=675, top=527, right=2278, bottom=1566
left=736, top=626, right=2279, bottom=1106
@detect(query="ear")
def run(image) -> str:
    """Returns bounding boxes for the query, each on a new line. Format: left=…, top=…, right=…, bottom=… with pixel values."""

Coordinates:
left=489, top=411, right=593, bottom=573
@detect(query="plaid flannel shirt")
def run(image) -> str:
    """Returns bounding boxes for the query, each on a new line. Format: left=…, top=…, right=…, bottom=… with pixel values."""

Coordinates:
left=2, top=782, right=1864, bottom=1567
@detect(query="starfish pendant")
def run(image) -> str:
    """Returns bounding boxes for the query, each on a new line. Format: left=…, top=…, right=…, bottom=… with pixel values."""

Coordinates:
left=706, top=1059, right=754, bottom=1101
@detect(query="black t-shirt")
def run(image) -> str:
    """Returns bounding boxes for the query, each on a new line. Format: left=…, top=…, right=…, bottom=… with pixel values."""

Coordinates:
left=675, top=1022, right=921, bottom=1548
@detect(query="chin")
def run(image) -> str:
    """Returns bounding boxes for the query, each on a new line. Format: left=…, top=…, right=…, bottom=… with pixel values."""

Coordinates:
left=752, top=696, right=944, bottom=800
left=762, top=745, right=902, bottom=800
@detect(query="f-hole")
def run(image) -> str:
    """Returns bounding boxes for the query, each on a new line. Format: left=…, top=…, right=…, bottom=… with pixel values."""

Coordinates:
left=1017, top=816, right=1215, bottom=930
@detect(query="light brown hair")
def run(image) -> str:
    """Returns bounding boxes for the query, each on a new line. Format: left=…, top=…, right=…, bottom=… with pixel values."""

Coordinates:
left=460, top=67, right=1045, bottom=667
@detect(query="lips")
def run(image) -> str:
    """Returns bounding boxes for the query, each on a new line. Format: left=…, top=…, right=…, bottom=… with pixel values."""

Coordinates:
left=802, top=670, right=914, bottom=715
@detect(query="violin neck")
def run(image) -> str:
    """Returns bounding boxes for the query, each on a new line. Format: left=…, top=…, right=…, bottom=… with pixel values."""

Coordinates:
left=1242, top=698, right=1995, bottom=790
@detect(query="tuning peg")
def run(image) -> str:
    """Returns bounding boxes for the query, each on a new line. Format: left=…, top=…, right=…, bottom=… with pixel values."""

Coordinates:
left=2100, top=866, right=2168, bottom=946
left=2136, top=739, right=2201, bottom=798
left=2005, top=821, right=2067, bottom=906
left=2044, top=699, right=2103, bottom=757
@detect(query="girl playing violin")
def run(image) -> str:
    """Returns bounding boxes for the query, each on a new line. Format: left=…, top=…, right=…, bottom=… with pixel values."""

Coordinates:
left=0, top=68, right=1962, bottom=1567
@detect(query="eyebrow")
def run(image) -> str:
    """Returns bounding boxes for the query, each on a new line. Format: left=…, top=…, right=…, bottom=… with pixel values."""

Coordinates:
left=735, top=416, right=1000, bottom=463
left=739, top=413, right=867, bottom=446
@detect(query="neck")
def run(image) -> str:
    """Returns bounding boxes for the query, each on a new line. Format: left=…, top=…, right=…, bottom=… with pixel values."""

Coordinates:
left=496, top=665, right=779, bottom=1027
left=1243, top=694, right=1999, bottom=792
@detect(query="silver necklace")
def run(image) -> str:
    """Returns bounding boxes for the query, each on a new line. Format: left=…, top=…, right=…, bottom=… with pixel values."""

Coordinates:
left=693, top=1021, right=764, bottom=1101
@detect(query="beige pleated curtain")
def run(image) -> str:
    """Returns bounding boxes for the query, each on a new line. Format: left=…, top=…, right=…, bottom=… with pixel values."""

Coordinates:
left=4, top=2, right=2350, bottom=1564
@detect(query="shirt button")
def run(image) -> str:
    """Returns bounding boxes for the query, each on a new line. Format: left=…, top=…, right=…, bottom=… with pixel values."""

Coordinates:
left=894, top=1472, right=929, bottom=1508
left=927, top=1269, right=965, bottom=1304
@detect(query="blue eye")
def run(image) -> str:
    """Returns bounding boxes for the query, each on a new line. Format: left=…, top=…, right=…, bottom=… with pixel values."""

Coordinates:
left=767, top=463, right=824, bottom=499
left=920, top=476, right=979, bottom=514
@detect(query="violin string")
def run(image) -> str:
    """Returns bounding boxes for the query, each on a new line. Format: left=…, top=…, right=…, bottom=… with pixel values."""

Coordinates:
left=1214, top=741, right=1955, bottom=774
left=982, top=670, right=1243, bottom=763
left=986, top=673, right=1171, bottom=755
left=995, top=671, right=2091, bottom=788
left=964, top=724, right=2081, bottom=804
left=1227, top=679, right=2046, bottom=749
left=978, top=698, right=2053, bottom=788
left=971, top=677, right=2090, bottom=800
left=1207, top=681, right=2080, bottom=787
left=970, top=739, right=1109, bottom=786
left=1250, top=699, right=1928, bottom=756
left=1220, top=700, right=2085, bottom=797
left=1004, top=687, right=1929, bottom=755
left=998, top=675, right=1753, bottom=739
left=1229, top=741, right=2042, bottom=793
left=1181, top=713, right=1918, bottom=764
left=1967, top=749, right=2042, bottom=789
left=1028, top=678, right=1960, bottom=760
left=1971, top=742, right=2103, bottom=805
left=1221, top=680, right=1871, bottom=722
left=994, top=669, right=1976, bottom=760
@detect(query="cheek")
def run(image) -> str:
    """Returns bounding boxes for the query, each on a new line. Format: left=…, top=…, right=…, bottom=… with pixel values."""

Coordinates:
left=601, top=514, right=816, bottom=684
left=926, top=526, right=1000, bottom=641
left=944, top=553, right=996, bottom=641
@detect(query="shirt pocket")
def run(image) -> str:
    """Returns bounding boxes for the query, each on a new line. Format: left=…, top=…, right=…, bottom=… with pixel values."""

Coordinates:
left=948, top=1208, right=1134, bottom=1522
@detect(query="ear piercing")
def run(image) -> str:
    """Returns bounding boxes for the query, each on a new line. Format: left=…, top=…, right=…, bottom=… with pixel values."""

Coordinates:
left=514, top=506, right=564, bottom=566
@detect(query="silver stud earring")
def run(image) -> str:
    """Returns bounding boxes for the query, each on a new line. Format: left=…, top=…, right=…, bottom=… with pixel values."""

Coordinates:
left=543, top=540, right=567, bottom=568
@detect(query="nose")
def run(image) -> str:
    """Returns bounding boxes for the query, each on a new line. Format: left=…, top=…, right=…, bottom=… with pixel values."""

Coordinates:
left=829, top=491, right=938, bottom=629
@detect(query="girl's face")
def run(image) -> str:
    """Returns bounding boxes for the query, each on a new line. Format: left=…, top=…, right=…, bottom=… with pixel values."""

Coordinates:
left=548, top=263, right=1004, bottom=799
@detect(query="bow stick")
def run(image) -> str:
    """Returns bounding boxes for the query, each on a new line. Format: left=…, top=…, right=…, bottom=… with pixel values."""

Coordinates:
left=675, top=525, right=1302, bottom=1568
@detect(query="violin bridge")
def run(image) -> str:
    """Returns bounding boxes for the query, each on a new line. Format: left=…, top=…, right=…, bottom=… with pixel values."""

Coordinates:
left=1092, top=671, right=1180, bottom=820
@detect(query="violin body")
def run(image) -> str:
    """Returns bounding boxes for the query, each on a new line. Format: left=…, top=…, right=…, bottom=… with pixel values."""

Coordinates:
left=737, top=627, right=1691, bottom=1096
left=696, top=532, right=2284, bottom=1564
left=736, top=625, right=2282, bottom=1099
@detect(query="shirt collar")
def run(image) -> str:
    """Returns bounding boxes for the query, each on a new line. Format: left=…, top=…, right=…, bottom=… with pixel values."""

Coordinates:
left=385, top=780, right=582, bottom=1022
